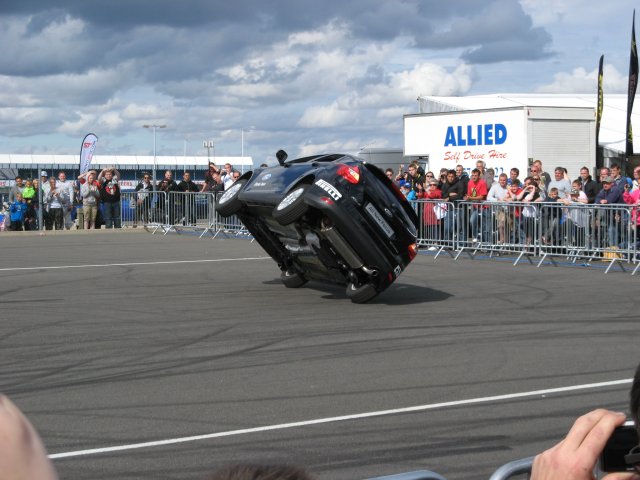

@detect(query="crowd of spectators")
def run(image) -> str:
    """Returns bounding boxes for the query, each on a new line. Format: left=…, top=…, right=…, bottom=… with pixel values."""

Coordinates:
left=2, top=161, right=243, bottom=231
left=388, top=159, right=640, bottom=250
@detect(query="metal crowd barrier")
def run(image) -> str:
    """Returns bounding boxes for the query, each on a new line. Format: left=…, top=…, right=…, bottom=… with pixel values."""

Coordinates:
left=409, top=199, right=639, bottom=274
left=208, top=191, right=250, bottom=238
left=127, top=191, right=639, bottom=274
left=120, top=191, right=167, bottom=230
left=412, top=200, right=456, bottom=257
left=120, top=190, right=251, bottom=238
left=163, top=191, right=216, bottom=234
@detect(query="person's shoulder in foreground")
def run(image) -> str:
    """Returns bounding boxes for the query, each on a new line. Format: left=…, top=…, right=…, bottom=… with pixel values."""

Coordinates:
left=0, top=394, right=58, bottom=480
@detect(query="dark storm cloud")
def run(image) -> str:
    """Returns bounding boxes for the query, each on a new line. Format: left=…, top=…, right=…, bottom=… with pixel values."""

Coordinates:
left=461, top=27, right=554, bottom=63
left=414, top=0, right=553, bottom=62
left=0, top=0, right=553, bottom=79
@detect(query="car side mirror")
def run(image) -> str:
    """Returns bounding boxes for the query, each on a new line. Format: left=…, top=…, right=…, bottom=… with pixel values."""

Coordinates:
left=276, top=149, right=288, bottom=166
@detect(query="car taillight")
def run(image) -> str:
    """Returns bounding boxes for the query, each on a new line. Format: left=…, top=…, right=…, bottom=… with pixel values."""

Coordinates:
left=408, top=243, right=418, bottom=261
left=389, top=181, right=405, bottom=201
left=337, top=165, right=360, bottom=184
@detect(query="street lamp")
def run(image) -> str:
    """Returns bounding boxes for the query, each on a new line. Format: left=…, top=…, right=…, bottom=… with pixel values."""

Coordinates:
left=203, top=140, right=215, bottom=164
left=143, top=124, right=166, bottom=186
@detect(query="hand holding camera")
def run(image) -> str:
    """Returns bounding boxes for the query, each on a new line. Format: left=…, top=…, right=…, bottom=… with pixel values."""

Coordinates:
left=531, top=410, right=629, bottom=480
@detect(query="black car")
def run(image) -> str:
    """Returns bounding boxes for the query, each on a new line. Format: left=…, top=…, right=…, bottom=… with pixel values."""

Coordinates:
left=215, top=151, right=419, bottom=303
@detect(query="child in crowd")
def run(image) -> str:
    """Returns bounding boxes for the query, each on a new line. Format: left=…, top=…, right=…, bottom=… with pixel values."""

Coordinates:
left=21, top=179, right=38, bottom=230
left=400, top=183, right=416, bottom=201
left=9, top=194, right=27, bottom=231
left=542, top=187, right=562, bottom=244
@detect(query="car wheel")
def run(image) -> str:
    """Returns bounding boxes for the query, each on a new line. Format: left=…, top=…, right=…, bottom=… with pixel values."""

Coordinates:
left=273, top=184, right=310, bottom=225
left=280, top=270, right=308, bottom=288
left=346, top=282, right=379, bottom=304
left=215, top=180, right=246, bottom=217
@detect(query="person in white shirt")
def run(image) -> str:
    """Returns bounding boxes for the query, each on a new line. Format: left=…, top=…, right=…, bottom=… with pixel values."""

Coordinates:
left=56, top=172, right=75, bottom=229
left=486, top=173, right=509, bottom=244
left=487, top=173, right=508, bottom=202
left=221, top=163, right=236, bottom=190
left=44, top=178, right=69, bottom=230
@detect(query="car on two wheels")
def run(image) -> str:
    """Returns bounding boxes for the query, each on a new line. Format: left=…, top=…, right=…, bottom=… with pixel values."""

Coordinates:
left=215, top=151, right=419, bottom=303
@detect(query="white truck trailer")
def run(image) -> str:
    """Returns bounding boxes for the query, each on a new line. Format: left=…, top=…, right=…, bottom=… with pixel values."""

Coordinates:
left=404, top=106, right=596, bottom=181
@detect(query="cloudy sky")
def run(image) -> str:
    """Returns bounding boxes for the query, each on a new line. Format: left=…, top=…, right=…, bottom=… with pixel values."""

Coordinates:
left=0, top=0, right=636, bottom=163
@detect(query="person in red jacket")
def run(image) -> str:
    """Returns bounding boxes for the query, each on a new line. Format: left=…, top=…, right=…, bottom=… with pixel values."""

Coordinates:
left=418, top=179, right=443, bottom=245
left=465, top=168, right=488, bottom=243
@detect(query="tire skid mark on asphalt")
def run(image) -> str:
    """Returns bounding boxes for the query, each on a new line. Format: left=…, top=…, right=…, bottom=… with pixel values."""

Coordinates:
left=3, top=337, right=293, bottom=396
left=49, top=378, right=632, bottom=460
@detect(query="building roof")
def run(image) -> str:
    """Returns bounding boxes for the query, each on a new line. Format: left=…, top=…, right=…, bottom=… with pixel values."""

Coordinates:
left=418, top=93, right=638, bottom=154
left=0, top=154, right=253, bottom=169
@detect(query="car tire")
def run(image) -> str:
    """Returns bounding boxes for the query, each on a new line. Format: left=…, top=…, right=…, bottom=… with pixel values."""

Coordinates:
left=215, top=180, right=246, bottom=217
left=346, top=282, right=379, bottom=304
left=273, top=184, right=310, bottom=225
left=280, top=270, right=308, bottom=288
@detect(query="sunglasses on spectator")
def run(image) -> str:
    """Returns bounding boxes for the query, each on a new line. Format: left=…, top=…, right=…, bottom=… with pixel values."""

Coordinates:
left=429, top=183, right=437, bottom=186
left=426, top=174, right=434, bottom=177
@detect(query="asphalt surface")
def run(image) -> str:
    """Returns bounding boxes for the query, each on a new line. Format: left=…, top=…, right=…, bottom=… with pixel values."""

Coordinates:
left=0, top=230, right=638, bottom=480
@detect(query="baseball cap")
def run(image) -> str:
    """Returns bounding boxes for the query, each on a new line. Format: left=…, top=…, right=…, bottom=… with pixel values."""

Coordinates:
left=40, top=170, right=48, bottom=176
left=602, top=176, right=614, bottom=183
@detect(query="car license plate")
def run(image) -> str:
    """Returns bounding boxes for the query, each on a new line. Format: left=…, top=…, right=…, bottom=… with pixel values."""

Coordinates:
left=364, top=203, right=394, bottom=239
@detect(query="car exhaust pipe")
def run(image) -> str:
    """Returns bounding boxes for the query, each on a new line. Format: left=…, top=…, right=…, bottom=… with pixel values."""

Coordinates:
left=320, top=223, right=364, bottom=269
left=361, top=266, right=378, bottom=277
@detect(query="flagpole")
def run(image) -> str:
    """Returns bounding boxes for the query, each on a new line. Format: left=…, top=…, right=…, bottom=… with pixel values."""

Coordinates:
left=596, top=54, right=604, bottom=169
left=626, top=9, right=638, bottom=160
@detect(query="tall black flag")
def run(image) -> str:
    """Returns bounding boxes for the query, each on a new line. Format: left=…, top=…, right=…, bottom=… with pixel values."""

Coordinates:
left=596, top=54, right=604, bottom=164
left=626, top=10, right=638, bottom=156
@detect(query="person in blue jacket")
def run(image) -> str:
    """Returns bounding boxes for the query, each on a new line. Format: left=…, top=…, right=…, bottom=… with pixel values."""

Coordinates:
left=9, top=194, right=27, bottom=231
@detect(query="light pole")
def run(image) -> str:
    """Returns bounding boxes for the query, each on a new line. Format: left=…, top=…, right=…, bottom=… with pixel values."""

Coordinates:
left=203, top=140, right=215, bottom=164
left=143, top=124, right=166, bottom=186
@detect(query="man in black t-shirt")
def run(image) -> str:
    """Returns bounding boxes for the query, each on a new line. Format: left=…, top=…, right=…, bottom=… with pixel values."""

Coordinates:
left=157, top=170, right=179, bottom=225
left=178, top=171, right=200, bottom=225
left=97, top=167, right=121, bottom=228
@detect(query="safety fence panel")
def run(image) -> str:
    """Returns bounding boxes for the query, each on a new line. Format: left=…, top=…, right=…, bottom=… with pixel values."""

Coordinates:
left=126, top=189, right=639, bottom=274
left=409, top=199, right=639, bottom=273
left=120, top=191, right=167, bottom=228
left=122, top=189, right=252, bottom=236
left=449, top=201, right=541, bottom=262
left=410, top=200, right=456, bottom=253
left=537, top=203, right=638, bottom=272
left=164, top=191, right=216, bottom=230
left=207, top=191, right=250, bottom=237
